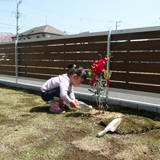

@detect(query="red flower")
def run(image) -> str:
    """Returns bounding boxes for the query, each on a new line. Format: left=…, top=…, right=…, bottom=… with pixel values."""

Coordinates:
left=91, top=57, right=108, bottom=86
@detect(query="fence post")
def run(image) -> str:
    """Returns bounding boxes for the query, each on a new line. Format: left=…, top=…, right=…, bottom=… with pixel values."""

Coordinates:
left=15, top=40, right=18, bottom=83
left=106, top=30, right=111, bottom=98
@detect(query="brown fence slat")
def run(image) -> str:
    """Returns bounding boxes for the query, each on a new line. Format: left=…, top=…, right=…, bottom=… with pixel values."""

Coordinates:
left=0, top=53, right=15, bottom=56
left=128, top=83, right=160, bottom=93
left=110, top=81, right=160, bottom=93
left=19, top=43, right=107, bottom=53
left=19, top=53, right=106, bottom=60
left=19, top=67, right=66, bottom=75
left=111, top=62, right=160, bottom=73
left=0, top=66, right=15, bottom=71
left=19, top=61, right=93, bottom=69
left=130, top=40, right=160, bottom=50
left=128, top=73, right=160, bottom=85
left=110, top=62, right=127, bottom=71
left=130, top=31, right=160, bottom=40
left=111, top=52, right=160, bottom=62
left=0, top=71, right=15, bottom=76
left=18, top=35, right=108, bottom=47
left=19, top=73, right=91, bottom=83
left=19, top=73, right=53, bottom=80
left=111, top=52, right=127, bottom=61
left=129, top=63, right=160, bottom=73
left=63, top=53, right=106, bottom=60
left=19, top=61, right=67, bottom=68
left=0, top=43, right=14, bottom=48
left=111, top=33, right=129, bottom=41
left=109, top=81, right=126, bottom=89
left=111, top=40, right=160, bottom=51
left=111, top=73, right=160, bottom=85
left=0, top=48, right=15, bottom=53
left=129, top=52, right=160, bottom=61
left=111, top=72, right=127, bottom=81
left=19, top=53, right=65, bottom=60
left=112, top=31, right=160, bottom=41
left=2, top=55, right=15, bottom=60
left=111, top=41, right=128, bottom=51
left=0, top=61, right=15, bottom=65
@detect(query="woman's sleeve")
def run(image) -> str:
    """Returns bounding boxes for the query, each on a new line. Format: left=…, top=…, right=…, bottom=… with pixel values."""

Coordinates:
left=59, top=80, right=72, bottom=104
left=69, top=85, right=75, bottom=100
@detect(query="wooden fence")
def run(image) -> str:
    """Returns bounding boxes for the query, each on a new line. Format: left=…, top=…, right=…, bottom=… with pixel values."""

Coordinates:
left=110, top=28, right=160, bottom=93
left=0, top=27, right=160, bottom=93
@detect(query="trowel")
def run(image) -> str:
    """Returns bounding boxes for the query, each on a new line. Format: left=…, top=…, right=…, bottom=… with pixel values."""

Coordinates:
left=97, top=118, right=122, bottom=137
left=76, top=101, right=93, bottom=109
left=63, top=100, right=93, bottom=109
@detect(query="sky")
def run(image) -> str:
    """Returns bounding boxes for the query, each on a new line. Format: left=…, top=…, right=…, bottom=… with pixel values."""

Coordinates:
left=0, top=0, right=160, bottom=35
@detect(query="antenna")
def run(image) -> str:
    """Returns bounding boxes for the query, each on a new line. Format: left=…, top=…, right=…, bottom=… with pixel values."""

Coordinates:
left=116, top=21, right=122, bottom=30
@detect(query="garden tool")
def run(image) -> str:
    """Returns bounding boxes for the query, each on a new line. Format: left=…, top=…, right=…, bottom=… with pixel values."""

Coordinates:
left=63, top=100, right=93, bottom=109
left=76, top=101, right=93, bottom=109
left=97, top=118, right=122, bottom=137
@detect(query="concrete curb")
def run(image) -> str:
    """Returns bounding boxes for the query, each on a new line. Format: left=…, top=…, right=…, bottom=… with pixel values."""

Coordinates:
left=74, top=92, right=160, bottom=113
left=0, top=79, right=160, bottom=113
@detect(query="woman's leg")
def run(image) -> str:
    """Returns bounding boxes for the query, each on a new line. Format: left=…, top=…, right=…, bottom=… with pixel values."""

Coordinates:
left=49, top=100, right=66, bottom=114
left=41, top=87, right=66, bottom=114
left=41, top=87, right=60, bottom=101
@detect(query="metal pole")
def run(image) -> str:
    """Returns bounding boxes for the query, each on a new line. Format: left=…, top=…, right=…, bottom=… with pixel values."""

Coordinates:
left=106, top=30, right=111, bottom=98
left=15, top=40, right=18, bottom=83
left=15, top=0, right=22, bottom=83
left=107, top=30, right=111, bottom=74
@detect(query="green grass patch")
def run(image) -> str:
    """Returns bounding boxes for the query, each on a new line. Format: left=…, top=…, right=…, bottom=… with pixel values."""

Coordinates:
left=0, top=84, right=159, bottom=160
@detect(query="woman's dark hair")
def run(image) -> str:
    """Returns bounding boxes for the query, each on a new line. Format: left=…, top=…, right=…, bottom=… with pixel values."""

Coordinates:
left=67, top=64, right=87, bottom=80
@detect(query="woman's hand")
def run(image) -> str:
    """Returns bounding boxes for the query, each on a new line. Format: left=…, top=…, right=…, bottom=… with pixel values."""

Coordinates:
left=70, top=100, right=77, bottom=108
left=70, top=99, right=79, bottom=108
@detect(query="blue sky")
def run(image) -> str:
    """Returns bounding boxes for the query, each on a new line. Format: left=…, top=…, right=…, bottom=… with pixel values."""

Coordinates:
left=0, top=0, right=160, bottom=35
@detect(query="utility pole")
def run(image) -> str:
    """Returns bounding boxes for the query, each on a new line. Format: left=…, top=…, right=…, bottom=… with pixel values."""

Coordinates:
left=116, top=21, right=121, bottom=30
left=16, top=0, right=22, bottom=41
left=15, top=0, right=22, bottom=83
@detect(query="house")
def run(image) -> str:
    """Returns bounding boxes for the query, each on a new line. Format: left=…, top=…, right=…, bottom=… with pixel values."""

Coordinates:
left=12, top=25, right=68, bottom=41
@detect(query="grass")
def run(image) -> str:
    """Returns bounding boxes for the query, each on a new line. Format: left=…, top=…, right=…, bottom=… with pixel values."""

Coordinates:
left=0, top=84, right=159, bottom=160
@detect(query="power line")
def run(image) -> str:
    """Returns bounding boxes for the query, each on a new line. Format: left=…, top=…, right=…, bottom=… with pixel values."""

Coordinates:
left=22, top=1, right=115, bottom=24
left=1, top=1, right=123, bottom=34
left=0, top=26, right=15, bottom=29
left=0, top=0, right=17, bottom=2
left=1, top=1, right=117, bottom=33
left=148, top=18, right=160, bottom=26
left=122, top=21, right=136, bottom=27
left=0, top=22, right=15, bottom=27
